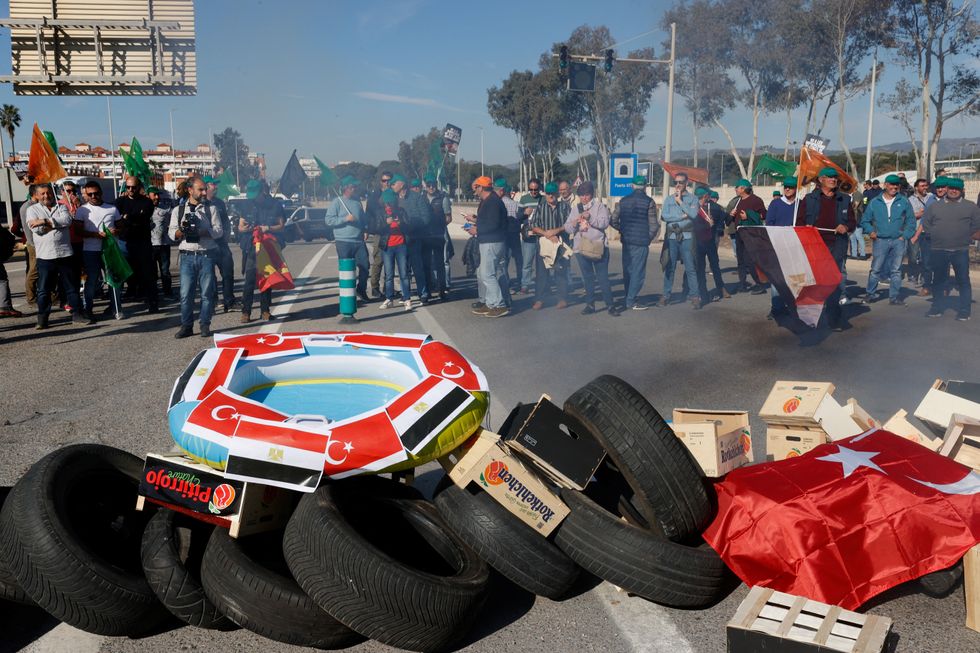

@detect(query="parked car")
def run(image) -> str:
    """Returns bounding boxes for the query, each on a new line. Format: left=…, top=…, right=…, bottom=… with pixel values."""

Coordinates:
left=283, top=207, right=334, bottom=243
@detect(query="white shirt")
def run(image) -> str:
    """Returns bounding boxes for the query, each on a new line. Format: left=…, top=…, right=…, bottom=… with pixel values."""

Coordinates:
left=75, top=203, right=120, bottom=252
left=883, top=195, right=896, bottom=217
left=27, top=203, right=74, bottom=260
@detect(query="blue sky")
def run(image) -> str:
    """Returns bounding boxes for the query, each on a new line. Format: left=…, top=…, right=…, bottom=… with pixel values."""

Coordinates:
left=0, top=0, right=978, bottom=177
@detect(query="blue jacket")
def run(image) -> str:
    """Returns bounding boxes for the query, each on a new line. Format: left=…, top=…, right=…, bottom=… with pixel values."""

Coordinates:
left=661, top=191, right=699, bottom=240
left=325, top=195, right=365, bottom=242
left=860, top=193, right=915, bottom=240
left=615, top=190, right=655, bottom=246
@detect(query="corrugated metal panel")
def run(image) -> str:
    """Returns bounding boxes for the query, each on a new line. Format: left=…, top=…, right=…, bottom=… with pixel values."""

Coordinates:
left=7, top=0, right=196, bottom=95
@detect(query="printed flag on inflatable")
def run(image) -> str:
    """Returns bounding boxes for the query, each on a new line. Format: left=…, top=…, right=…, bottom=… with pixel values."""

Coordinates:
left=253, top=228, right=294, bottom=293
left=27, top=123, right=67, bottom=183
left=183, top=386, right=290, bottom=444
left=225, top=416, right=330, bottom=491
left=738, top=226, right=841, bottom=327
left=704, top=429, right=980, bottom=610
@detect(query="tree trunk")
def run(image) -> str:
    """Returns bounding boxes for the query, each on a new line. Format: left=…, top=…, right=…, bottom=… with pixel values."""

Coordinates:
left=783, top=89, right=793, bottom=160
left=715, top=119, right=748, bottom=179
left=692, top=120, right=699, bottom=168
left=749, top=88, right=761, bottom=180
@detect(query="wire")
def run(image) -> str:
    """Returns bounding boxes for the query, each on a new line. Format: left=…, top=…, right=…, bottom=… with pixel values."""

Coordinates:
left=595, top=28, right=660, bottom=56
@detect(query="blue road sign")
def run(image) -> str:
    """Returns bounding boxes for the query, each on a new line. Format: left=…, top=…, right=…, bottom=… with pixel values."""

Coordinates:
left=609, top=153, right=638, bottom=197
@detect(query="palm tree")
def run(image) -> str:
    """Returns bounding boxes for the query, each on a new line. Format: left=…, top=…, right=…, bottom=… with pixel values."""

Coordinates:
left=0, top=104, right=21, bottom=159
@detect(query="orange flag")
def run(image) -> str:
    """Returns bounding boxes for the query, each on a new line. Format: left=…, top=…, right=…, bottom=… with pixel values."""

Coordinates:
left=661, top=161, right=709, bottom=185
left=253, top=229, right=295, bottom=293
left=797, top=147, right=857, bottom=193
left=27, top=123, right=67, bottom=183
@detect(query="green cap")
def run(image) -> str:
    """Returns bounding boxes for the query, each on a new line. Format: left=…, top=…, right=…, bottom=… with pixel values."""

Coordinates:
left=818, top=167, right=838, bottom=178
left=544, top=181, right=558, bottom=194
left=694, top=187, right=709, bottom=197
left=709, top=190, right=720, bottom=199
left=734, top=178, right=752, bottom=188
left=884, top=174, right=901, bottom=185
left=632, top=175, right=647, bottom=186
left=245, top=179, right=262, bottom=199
left=381, top=188, right=398, bottom=204
left=772, top=190, right=781, bottom=197
left=947, top=177, right=965, bottom=190
left=410, top=178, right=421, bottom=188
left=783, top=176, right=797, bottom=187
left=202, top=175, right=218, bottom=184
left=493, top=178, right=508, bottom=189
left=147, top=186, right=161, bottom=194
left=933, top=176, right=949, bottom=188
left=389, top=174, right=407, bottom=186
left=340, top=175, right=358, bottom=188
left=423, top=173, right=436, bottom=184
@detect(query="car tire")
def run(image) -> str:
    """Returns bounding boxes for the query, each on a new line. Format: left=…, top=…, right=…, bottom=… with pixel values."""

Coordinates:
left=200, top=527, right=362, bottom=649
left=141, top=509, right=236, bottom=630
left=918, top=562, right=964, bottom=598
left=283, top=476, right=491, bottom=652
left=0, top=444, right=170, bottom=635
left=563, top=375, right=713, bottom=541
left=433, top=476, right=579, bottom=600
left=0, top=486, right=33, bottom=606
left=554, top=488, right=728, bottom=608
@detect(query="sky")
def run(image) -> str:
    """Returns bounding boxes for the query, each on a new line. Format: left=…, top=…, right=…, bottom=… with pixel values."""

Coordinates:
left=0, top=0, right=978, bottom=178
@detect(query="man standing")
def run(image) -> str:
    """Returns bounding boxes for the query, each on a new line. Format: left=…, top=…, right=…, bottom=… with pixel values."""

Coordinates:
left=364, top=172, right=392, bottom=298
left=517, top=179, right=544, bottom=294
left=147, top=186, right=173, bottom=298
left=765, top=177, right=799, bottom=318
left=238, top=180, right=286, bottom=323
left=730, top=178, right=767, bottom=294
left=204, top=175, right=238, bottom=312
left=922, top=177, right=980, bottom=321
left=26, top=184, right=84, bottom=329
left=170, top=177, right=223, bottom=338
left=692, top=186, right=727, bottom=307
left=611, top=175, right=658, bottom=310
left=529, top=181, right=571, bottom=310
left=908, top=177, right=937, bottom=296
left=465, top=175, right=509, bottom=318
left=495, top=178, right=521, bottom=298
left=114, top=177, right=159, bottom=313
left=861, top=174, right=916, bottom=306
left=394, top=176, right=434, bottom=304
left=18, top=192, right=38, bottom=306
left=75, top=181, right=120, bottom=319
left=796, top=167, right=856, bottom=330
left=661, top=172, right=700, bottom=307
left=424, top=174, right=451, bottom=301
left=326, top=175, right=370, bottom=303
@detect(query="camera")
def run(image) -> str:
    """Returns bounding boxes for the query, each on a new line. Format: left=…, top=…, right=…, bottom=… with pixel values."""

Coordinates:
left=181, top=211, right=202, bottom=244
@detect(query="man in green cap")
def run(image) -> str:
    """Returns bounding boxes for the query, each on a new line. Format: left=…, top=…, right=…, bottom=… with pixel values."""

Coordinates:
left=364, top=171, right=394, bottom=297
left=860, top=174, right=916, bottom=305
left=423, top=173, right=452, bottom=300
left=921, top=176, right=980, bottom=320
left=528, top=181, right=571, bottom=309
left=764, top=177, right=800, bottom=318
left=326, top=175, right=370, bottom=303
left=147, top=185, right=174, bottom=298
left=730, top=178, right=767, bottom=294
left=660, top=172, right=700, bottom=307
left=392, top=175, right=435, bottom=304
left=237, top=179, right=285, bottom=322
left=205, top=174, right=238, bottom=312
left=611, top=174, right=658, bottom=310
left=909, top=177, right=939, bottom=295
left=691, top=186, right=728, bottom=307
left=796, top=166, right=856, bottom=330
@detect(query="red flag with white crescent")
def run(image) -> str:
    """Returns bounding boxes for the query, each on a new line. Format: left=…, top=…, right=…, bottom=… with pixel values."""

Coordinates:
left=177, top=347, right=243, bottom=402
left=343, top=332, right=429, bottom=350
left=212, top=333, right=307, bottom=360
left=704, top=429, right=980, bottom=609
left=323, top=410, right=408, bottom=479
left=418, top=341, right=488, bottom=391
left=184, top=387, right=289, bottom=444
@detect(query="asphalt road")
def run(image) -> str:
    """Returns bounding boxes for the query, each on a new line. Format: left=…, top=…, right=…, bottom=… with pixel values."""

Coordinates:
left=1, top=222, right=979, bottom=653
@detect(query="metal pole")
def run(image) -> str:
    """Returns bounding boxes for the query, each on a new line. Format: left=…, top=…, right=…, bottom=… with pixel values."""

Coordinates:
left=662, top=22, right=676, bottom=198
left=234, top=136, right=240, bottom=187
left=479, top=127, right=485, bottom=177
left=106, top=98, right=117, bottom=195
left=0, top=127, right=12, bottom=227
left=169, top=109, right=176, bottom=186
left=864, top=51, right=877, bottom=181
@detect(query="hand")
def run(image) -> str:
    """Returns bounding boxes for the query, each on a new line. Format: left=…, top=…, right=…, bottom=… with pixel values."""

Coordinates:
left=261, top=225, right=269, bottom=233
left=524, top=207, right=533, bottom=216
left=869, top=232, right=877, bottom=240
left=835, top=224, right=848, bottom=235
left=548, top=235, right=559, bottom=243
left=911, top=235, right=919, bottom=244
left=580, top=211, right=590, bottom=220
left=345, top=214, right=355, bottom=222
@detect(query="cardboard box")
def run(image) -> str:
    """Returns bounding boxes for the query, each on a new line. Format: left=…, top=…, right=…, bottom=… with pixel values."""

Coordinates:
left=844, top=398, right=881, bottom=432
left=760, top=381, right=862, bottom=441
left=882, top=409, right=940, bottom=451
left=914, top=379, right=980, bottom=436
left=766, top=426, right=830, bottom=461
left=937, top=414, right=980, bottom=473
left=672, top=409, right=752, bottom=477
left=438, top=429, right=569, bottom=535
left=727, top=586, right=892, bottom=653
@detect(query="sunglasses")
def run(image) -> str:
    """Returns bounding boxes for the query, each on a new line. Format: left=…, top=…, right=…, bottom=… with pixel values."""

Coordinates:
left=529, top=188, right=540, bottom=192
left=381, top=178, right=391, bottom=183
left=125, top=186, right=137, bottom=190
left=674, top=181, right=687, bottom=186
left=64, top=188, right=77, bottom=194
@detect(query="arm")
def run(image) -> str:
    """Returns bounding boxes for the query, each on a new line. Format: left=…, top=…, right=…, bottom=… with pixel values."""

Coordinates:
left=590, top=203, right=611, bottom=230
left=324, top=198, right=348, bottom=227
left=207, top=205, right=223, bottom=239
left=610, top=202, right=621, bottom=231
left=563, top=206, right=578, bottom=236
left=901, top=203, right=916, bottom=240
left=843, top=200, right=856, bottom=233
left=859, top=202, right=874, bottom=235
left=795, top=198, right=807, bottom=227
left=679, top=194, right=699, bottom=219
left=50, top=204, right=73, bottom=229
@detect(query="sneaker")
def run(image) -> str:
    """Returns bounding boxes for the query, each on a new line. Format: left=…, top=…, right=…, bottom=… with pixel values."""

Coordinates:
left=691, top=297, right=703, bottom=310
left=889, top=299, right=906, bottom=306
left=532, top=301, right=544, bottom=310
left=608, top=305, right=622, bottom=316
left=630, top=303, right=650, bottom=311
left=439, top=290, right=448, bottom=301
left=750, top=285, right=767, bottom=295
left=240, top=312, right=252, bottom=323
left=471, top=301, right=486, bottom=310
left=484, top=306, right=510, bottom=318
left=174, top=326, right=193, bottom=339
left=356, top=291, right=371, bottom=303
left=261, top=310, right=274, bottom=321
left=556, top=300, right=568, bottom=309
left=581, top=303, right=596, bottom=315
left=200, top=326, right=212, bottom=338
left=379, top=299, right=394, bottom=310
left=926, top=310, right=943, bottom=318
left=659, top=296, right=669, bottom=307
left=0, top=309, right=23, bottom=318
left=521, top=287, right=531, bottom=295
left=403, top=300, right=412, bottom=311
left=956, top=313, right=971, bottom=322
left=471, top=304, right=491, bottom=315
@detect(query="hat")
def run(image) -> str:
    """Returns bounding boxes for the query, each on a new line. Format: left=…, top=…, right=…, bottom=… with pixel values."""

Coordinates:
left=381, top=188, right=398, bottom=205
left=694, top=187, right=708, bottom=197
left=734, top=178, right=752, bottom=188
left=576, top=180, right=595, bottom=195
left=818, top=167, right=838, bottom=178
left=423, top=173, right=436, bottom=184
left=245, top=179, right=262, bottom=199
left=147, top=186, right=161, bottom=194
left=493, top=178, right=508, bottom=189
left=772, top=190, right=781, bottom=197
left=410, top=178, right=421, bottom=188
left=783, top=176, right=797, bottom=187
left=340, top=175, right=358, bottom=188
left=544, top=181, right=558, bottom=194
left=884, top=174, right=901, bottom=185
left=946, top=177, right=965, bottom=190
left=202, top=175, right=217, bottom=184
left=473, top=175, right=492, bottom=188
left=632, top=175, right=647, bottom=186
left=709, top=190, right=720, bottom=199
left=933, top=176, right=949, bottom=188
left=871, top=179, right=881, bottom=185
left=389, top=174, right=407, bottom=186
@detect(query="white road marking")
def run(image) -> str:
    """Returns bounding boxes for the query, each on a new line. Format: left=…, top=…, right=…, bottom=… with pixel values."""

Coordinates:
left=594, top=584, right=697, bottom=653
left=22, top=622, right=103, bottom=653
left=259, top=242, right=333, bottom=334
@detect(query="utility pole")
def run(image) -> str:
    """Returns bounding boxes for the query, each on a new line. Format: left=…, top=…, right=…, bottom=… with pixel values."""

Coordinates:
left=169, top=108, right=177, bottom=187
left=479, top=126, right=485, bottom=177
left=107, top=98, right=117, bottom=196
left=234, top=135, right=240, bottom=187
left=864, top=51, right=877, bottom=181
left=663, top=22, right=676, bottom=198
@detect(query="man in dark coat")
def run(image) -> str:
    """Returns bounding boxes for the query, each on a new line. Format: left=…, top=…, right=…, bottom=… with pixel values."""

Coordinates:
left=611, top=175, right=659, bottom=310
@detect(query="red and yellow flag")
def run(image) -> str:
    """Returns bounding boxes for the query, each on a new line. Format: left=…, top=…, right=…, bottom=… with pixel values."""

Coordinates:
left=253, top=229, right=295, bottom=293
left=27, top=123, right=67, bottom=183
left=797, top=147, right=857, bottom=193
left=661, top=161, right=709, bottom=185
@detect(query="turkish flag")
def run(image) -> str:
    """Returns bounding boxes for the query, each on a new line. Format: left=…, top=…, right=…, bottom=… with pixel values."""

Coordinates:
left=322, top=410, right=408, bottom=479
left=343, top=332, right=429, bottom=350
left=212, top=332, right=307, bottom=360
left=704, top=429, right=980, bottom=609
left=418, top=341, right=488, bottom=392
left=184, top=387, right=290, bottom=444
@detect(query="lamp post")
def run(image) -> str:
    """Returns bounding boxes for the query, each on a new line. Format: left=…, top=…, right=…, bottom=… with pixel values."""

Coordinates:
left=703, top=140, right=714, bottom=185
left=478, top=126, right=485, bottom=177
left=169, top=108, right=177, bottom=186
left=718, top=152, right=726, bottom=186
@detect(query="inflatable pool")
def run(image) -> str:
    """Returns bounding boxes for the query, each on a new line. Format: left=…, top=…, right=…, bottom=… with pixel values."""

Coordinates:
left=167, top=332, right=489, bottom=487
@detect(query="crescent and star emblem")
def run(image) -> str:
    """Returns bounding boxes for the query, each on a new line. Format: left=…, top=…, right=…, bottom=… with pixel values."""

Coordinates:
left=324, top=436, right=353, bottom=466
left=441, top=362, right=465, bottom=379
left=256, top=334, right=285, bottom=346
left=210, top=405, right=239, bottom=421
left=819, top=445, right=980, bottom=496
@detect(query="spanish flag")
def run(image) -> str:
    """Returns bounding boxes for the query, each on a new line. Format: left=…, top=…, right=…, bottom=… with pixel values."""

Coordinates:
left=253, top=228, right=294, bottom=293
left=27, top=123, right=67, bottom=183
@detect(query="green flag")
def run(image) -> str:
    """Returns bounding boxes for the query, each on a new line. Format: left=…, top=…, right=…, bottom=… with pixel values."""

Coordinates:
left=752, top=154, right=797, bottom=179
left=314, top=156, right=339, bottom=188
left=425, top=139, right=444, bottom=184
left=42, top=131, right=64, bottom=165
left=101, top=225, right=133, bottom=288
left=121, top=137, right=152, bottom=189
left=216, top=169, right=240, bottom=200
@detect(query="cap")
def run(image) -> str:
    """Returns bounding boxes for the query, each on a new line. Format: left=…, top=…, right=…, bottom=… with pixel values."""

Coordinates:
left=734, top=178, right=752, bottom=188
left=577, top=180, right=595, bottom=195
left=783, top=176, right=797, bottom=187
left=884, top=174, right=901, bottom=185
left=423, top=173, right=436, bottom=184
left=772, top=190, right=781, bottom=197
left=694, top=187, right=708, bottom=197
left=202, top=175, right=217, bottom=184
left=147, top=186, right=161, bottom=194
left=340, top=175, right=359, bottom=188
left=473, top=175, right=492, bottom=188
left=493, top=178, right=508, bottom=189
left=245, top=178, right=262, bottom=199
left=946, top=177, right=965, bottom=190
left=381, top=188, right=398, bottom=204
left=818, top=167, right=839, bottom=178
left=544, top=181, right=558, bottom=194
left=389, top=174, right=407, bottom=186
left=872, top=179, right=881, bottom=185
left=709, top=190, right=720, bottom=199
left=632, top=175, right=647, bottom=186
left=933, top=176, right=948, bottom=188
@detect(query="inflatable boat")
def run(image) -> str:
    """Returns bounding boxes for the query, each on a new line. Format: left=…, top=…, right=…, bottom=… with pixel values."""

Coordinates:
left=167, top=332, right=489, bottom=485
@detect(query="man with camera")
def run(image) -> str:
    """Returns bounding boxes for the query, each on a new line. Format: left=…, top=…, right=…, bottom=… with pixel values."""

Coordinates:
left=168, top=177, right=223, bottom=338
left=238, top=179, right=285, bottom=323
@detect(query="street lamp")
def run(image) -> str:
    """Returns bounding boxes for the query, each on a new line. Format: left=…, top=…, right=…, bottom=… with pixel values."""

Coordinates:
left=169, top=108, right=177, bottom=184
left=478, top=126, right=485, bottom=177
left=718, top=152, right=726, bottom=186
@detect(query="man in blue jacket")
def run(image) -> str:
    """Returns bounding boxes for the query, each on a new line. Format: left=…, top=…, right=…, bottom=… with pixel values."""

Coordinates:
left=861, top=174, right=916, bottom=305
left=660, top=172, right=700, bottom=307
left=611, top=175, right=658, bottom=310
left=326, top=175, right=370, bottom=303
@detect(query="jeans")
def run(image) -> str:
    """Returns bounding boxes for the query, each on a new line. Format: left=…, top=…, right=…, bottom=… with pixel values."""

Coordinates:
left=929, top=249, right=971, bottom=316
left=849, top=227, right=866, bottom=258
left=534, top=249, right=569, bottom=303
left=214, top=240, right=236, bottom=306
left=336, top=240, right=369, bottom=295
left=368, top=235, right=384, bottom=292
left=576, top=249, right=614, bottom=308
left=478, top=241, right=508, bottom=309
left=504, top=231, right=523, bottom=286
left=911, top=233, right=933, bottom=286
left=0, top=262, right=11, bottom=309
left=443, top=229, right=454, bottom=288
left=407, top=239, right=428, bottom=299
left=241, top=246, right=271, bottom=315
left=824, top=237, right=849, bottom=325
left=521, top=238, right=537, bottom=289
left=152, top=245, right=172, bottom=295
left=82, top=250, right=115, bottom=313
left=179, top=250, right=216, bottom=328
left=382, top=243, right=410, bottom=301
left=734, top=230, right=761, bottom=286
left=621, top=242, right=649, bottom=308
left=423, top=236, right=446, bottom=295
left=866, top=238, right=906, bottom=300
left=36, top=256, right=80, bottom=319
left=695, top=237, right=725, bottom=304
left=663, top=237, right=698, bottom=300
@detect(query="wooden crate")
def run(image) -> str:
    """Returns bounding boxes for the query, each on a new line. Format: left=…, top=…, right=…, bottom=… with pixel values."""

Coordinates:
left=966, top=544, right=980, bottom=634
left=727, top=586, right=892, bottom=653
left=937, top=414, right=980, bottom=472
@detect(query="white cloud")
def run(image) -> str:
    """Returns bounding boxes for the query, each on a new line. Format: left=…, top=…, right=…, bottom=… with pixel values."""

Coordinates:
left=357, top=0, right=424, bottom=33
left=353, top=91, right=462, bottom=112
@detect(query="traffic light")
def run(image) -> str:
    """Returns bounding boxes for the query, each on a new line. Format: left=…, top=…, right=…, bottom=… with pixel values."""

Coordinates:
left=559, top=45, right=568, bottom=70
left=604, top=49, right=614, bottom=72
